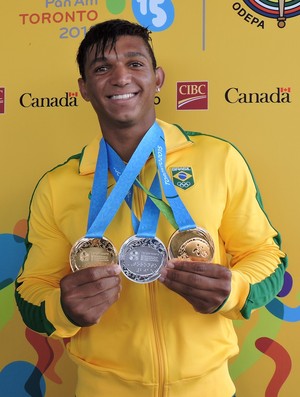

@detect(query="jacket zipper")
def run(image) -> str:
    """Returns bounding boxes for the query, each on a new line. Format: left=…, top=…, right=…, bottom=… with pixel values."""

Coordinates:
left=149, top=281, right=166, bottom=397
left=135, top=168, right=166, bottom=397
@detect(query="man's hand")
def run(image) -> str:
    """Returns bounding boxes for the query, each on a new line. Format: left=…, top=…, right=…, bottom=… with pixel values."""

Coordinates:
left=159, top=260, right=231, bottom=314
left=60, top=265, right=122, bottom=327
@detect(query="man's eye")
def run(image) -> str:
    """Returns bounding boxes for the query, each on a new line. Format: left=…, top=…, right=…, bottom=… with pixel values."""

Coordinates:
left=130, top=61, right=143, bottom=68
left=95, top=65, right=108, bottom=73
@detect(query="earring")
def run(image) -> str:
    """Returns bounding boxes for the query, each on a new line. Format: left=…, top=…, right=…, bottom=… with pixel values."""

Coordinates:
left=156, top=87, right=161, bottom=93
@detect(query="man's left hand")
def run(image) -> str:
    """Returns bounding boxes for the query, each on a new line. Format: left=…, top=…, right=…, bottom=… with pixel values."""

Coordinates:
left=159, top=260, right=231, bottom=314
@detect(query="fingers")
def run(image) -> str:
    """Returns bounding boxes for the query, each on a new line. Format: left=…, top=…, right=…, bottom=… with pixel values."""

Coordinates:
left=159, top=260, right=231, bottom=313
left=62, top=264, right=121, bottom=287
left=160, top=260, right=231, bottom=289
left=66, top=284, right=121, bottom=326
left=163, top=260, right=228, bottom=278
left=61, top=265, right=121, bottom=297
left=60, top=265, right=122, bottom=327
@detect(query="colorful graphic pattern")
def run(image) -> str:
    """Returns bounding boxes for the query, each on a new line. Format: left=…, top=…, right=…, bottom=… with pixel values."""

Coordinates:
left=0, top=225, right=298, bottom=395
left=244, top=0, right=300, bottom=18
left=1, top=1, right=298, bottom=396
left=244, top=0, right=300, bottom=26
left=256, top=337, right=292, bottom=397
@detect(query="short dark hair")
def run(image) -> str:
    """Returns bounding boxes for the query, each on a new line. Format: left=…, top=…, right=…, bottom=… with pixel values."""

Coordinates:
left=77, top=19, right=157, bottom=80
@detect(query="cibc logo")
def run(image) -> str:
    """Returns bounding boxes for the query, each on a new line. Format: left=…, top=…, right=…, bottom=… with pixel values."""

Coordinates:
left=0, top=87, right=5, bottom=114
left=177, top=81, right=208, bottom=111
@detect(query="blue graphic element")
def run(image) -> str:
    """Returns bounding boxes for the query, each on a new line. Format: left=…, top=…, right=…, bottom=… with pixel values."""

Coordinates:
left=132, top=0, right=175, bottom=31
left=0, top=234, right=26, bottom=290
left=178, top=172, right=187, bottom=180
left=266, top=298, right=300, bottom=322
left=277, top=271, right=293, bottom=298
left=0, top=361, right=46, bottom=397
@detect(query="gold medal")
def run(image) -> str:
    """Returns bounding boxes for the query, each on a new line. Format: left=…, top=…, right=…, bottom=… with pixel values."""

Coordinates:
left=168, top=227, right=214, bottom=262
left=69, top=236, right=118, bottom=272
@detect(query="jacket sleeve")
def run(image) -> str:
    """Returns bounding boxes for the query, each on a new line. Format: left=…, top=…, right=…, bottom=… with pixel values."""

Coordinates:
left=15, top=172, right=81, bottom=338
left=216, top=144, right=287, bottom=320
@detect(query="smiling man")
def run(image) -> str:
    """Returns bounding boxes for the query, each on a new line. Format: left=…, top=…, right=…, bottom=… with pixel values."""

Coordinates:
left=78, top=31, right=164, bottom=161
left=15, top=19, right=287, bottom=397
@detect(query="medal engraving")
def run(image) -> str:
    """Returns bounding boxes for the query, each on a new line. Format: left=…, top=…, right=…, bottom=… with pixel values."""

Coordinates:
left=168, top=227, right=214, bottom=262
left=119, top=236, right=167, bottom=283
left=70, top=237, right=118, bottom=272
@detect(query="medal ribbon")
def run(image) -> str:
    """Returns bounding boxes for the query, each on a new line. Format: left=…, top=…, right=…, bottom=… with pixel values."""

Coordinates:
left=153, top=128, right=197, bottom=231
left=86, top=122, right=162, bottom=238
left=107, top=144, right=139, bottom=233
left=107, top=142, right=162, bottom=237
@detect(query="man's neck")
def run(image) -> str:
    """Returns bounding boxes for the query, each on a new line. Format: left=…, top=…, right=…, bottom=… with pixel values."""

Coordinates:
left=100, top=119, right=156, bottom=162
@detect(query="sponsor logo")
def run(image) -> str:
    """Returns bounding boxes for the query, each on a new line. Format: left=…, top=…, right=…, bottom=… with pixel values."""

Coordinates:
left=233, top=1, right=300, bottom=29
left=177, top=82, right=208, bottom=111
left=0, top=87, right=5, bottom=114
left=171, top=167, right=194, bottom=190
left=19, top=91, right=79, bottom=108
left=225, top=87, right=291, bottom=103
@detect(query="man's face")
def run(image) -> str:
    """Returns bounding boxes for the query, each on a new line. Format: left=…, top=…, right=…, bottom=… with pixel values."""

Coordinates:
left=78, top=35, right=164, bottom=130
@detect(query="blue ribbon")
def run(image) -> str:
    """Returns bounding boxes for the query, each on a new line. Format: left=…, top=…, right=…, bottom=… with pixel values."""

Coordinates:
left=153, top=128, right=197, bottom=231
left=86, top=122, right=162, bottom=238
left=86, top=121, right=196, bottom=240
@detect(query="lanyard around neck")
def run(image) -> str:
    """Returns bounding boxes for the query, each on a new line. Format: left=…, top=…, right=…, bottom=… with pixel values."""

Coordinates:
left=86, top=122, right=162, bottom=238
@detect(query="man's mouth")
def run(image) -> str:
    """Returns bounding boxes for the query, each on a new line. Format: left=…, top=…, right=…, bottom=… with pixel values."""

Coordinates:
left=109, top=93, right=136, bottom=100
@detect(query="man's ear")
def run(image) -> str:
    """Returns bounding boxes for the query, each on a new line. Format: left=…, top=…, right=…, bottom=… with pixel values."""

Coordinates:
left=78, top=78, right=90, bottom=102
left=155, top=67, right=165, bottom=91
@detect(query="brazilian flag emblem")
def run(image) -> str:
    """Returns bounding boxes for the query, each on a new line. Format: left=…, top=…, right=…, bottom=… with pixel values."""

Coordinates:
left=171, top=167, right=194, bottom=190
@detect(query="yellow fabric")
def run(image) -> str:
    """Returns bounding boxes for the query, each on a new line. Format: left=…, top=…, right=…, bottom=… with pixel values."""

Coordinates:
left=16, top=119, right=285, bottom=396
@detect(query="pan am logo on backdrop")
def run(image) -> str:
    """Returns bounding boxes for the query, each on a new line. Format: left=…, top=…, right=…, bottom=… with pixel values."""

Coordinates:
left=233, top=1, right=300, bottom=28
left=19, top=0, right=175, bottom=39
left=177, top=82, right=208, bottom=111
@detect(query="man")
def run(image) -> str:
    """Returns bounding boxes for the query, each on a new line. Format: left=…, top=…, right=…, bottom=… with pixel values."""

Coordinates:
left=15, top=19, right=287, bottom=397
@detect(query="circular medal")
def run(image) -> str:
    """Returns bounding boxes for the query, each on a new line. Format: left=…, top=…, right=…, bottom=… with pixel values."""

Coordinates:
left=168, top=227, right=215, bottom=262
left=69, top=236, right=118, bottom=272
left=119, top=235, right=167, bottom=283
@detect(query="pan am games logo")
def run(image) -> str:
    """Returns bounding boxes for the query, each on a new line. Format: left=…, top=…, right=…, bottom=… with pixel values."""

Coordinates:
left=239, top=0, right=300, bottom=28
left=20, top=0, right=175, bottom=39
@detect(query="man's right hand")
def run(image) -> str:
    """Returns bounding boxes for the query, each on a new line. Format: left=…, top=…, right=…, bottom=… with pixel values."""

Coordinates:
left=60, top=265, right=122, bottom=327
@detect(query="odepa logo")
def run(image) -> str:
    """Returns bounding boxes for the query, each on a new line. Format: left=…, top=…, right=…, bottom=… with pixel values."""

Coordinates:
left=239, top=0, right=300, bottom=28
left=177, top=82, right=208, bottom=111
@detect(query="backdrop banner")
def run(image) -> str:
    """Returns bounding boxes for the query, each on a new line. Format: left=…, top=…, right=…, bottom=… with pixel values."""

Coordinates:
left=1, top=1, right=299, bottom=396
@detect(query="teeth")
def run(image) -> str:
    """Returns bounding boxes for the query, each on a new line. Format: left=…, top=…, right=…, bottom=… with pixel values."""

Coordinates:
left=111, top=93, right=135, bottom=100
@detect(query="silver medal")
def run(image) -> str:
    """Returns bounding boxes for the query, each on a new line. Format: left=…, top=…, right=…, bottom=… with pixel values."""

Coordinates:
left=119, top=235, right=167, bottom=283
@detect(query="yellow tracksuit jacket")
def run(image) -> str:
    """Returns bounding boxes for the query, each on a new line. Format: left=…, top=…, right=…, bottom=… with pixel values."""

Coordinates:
left=16, top=119, right=287, bottom=397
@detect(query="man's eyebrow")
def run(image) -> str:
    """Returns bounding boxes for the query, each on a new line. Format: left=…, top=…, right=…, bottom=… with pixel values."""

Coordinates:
left=88, top=56, right=107, bottom=68
left=125, top=51, right=147, bottom=59
left=88, top=51, right=147, bottom=68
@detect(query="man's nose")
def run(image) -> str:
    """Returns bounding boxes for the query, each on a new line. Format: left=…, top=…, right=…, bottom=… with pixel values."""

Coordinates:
left=110, top=64, right=131, bottom=86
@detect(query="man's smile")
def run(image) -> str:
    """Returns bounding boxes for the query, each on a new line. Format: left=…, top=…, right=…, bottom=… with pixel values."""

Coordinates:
left=109, top=92, right=137, bottom=100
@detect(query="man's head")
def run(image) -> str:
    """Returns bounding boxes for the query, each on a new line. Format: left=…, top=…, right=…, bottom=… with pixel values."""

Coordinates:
left=77, top=19, right=164, bottom=133
left=77, top=19, right=157, bottom=80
